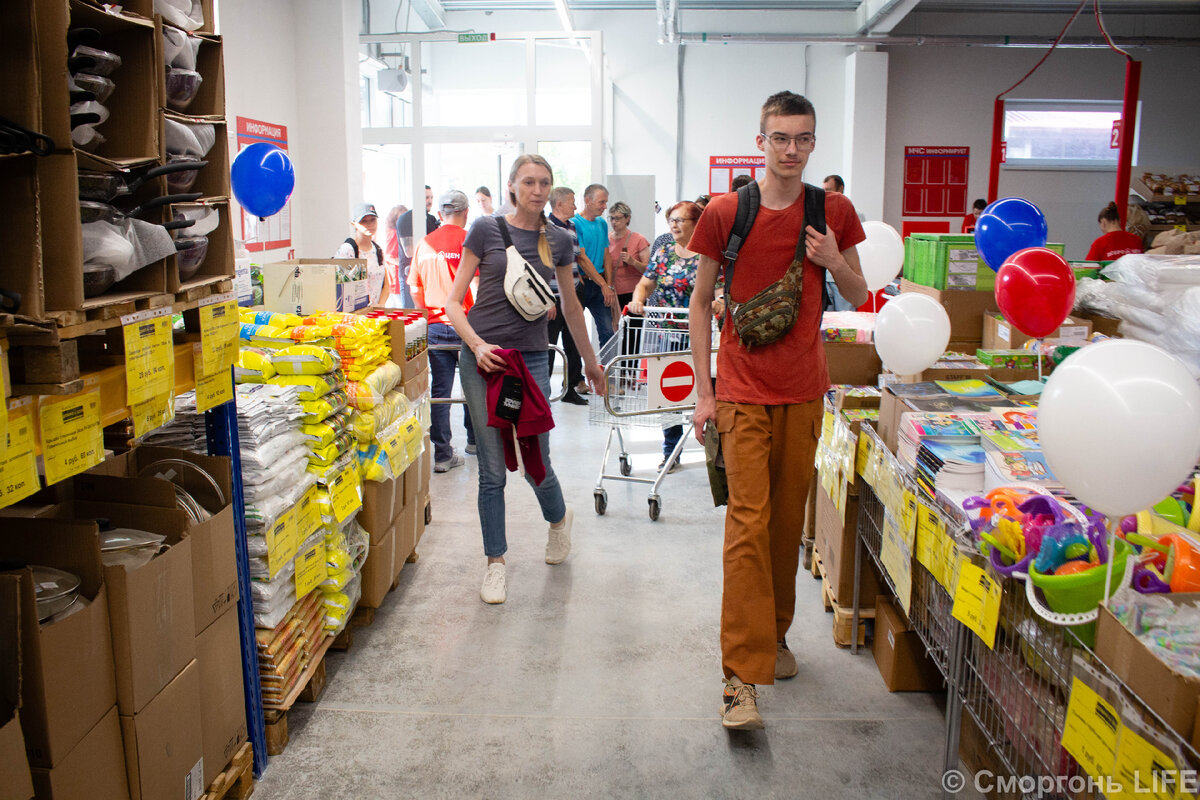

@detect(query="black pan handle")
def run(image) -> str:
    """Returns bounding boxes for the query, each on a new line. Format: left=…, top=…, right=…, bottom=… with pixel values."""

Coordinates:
left=163, top=219, right=197, bottom=232
left=70, top=111, right=102, bottom=129
left=67, top=28, right=101, bottom=52
left=130, top=193, right=203, bottom=217
left=142, top=159, right=209, bottom=179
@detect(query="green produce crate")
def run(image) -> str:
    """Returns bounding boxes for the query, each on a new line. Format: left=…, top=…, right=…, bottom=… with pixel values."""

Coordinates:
left=903, top=233, right=1065, bottom=291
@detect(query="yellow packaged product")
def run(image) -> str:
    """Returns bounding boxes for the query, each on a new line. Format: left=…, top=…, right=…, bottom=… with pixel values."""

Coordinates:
left=322, top=591, right=352, bottom=625
left=300, top=389, right=348, bottom=425
left=272, top=344, right=342, bottom=375
left=240, top=323, right=295, bottom=347
left=347, top=361, right=402, bottom=410
left=241, top=310, right=304, bottom=328
left=325, top=547, right=352, bottom=575
left=357, top=442, right=393, bottom=482
left=308, top=431, right=356, bottom=468
left=300, top=408, right=352, bottom=449
left=319, top=567, right=353, bottom=593
left=235, top=346, right=275, bottom=383
left=270, top=370, right=345, bottom=401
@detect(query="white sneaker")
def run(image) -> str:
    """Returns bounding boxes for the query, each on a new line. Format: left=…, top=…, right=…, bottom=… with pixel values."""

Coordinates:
left=435, top=453, right=465, bottom=473
left=546, top=507, right=573, bottom=565
left=480, top=563, right=507, bottom=604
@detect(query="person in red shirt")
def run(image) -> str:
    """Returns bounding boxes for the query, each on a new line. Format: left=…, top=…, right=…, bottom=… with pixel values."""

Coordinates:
left=962, top=198, right=986, bottom=233
left=688, top=91, right=868, bottom=730
left=408, top=190, right=476, bottom=472
left=1086, top=201, right=1145, bottom=261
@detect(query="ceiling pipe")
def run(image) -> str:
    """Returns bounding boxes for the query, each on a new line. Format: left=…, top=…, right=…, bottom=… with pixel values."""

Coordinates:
left=672, top=32, right=1199, bottom=47
left=857, top=0, right=919, bottom=36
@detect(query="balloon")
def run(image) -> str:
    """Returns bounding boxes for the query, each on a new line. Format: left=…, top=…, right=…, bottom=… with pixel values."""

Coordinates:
left=873, top=292, right=951, bottom=376
left=1039, top=340, right=1200, bottom=518
left=994, top=247, right=1076, bottom=338
left=231, top=143, right=295, bottom=218
left=975, top=197, right=1048, bottom=271
left=856, top=221, right=905, bottom=292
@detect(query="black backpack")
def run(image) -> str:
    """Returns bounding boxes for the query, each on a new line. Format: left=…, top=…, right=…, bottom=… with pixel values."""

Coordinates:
left=343, top=237, right=384, bottom=265
left=721, top=181, right=832, bottom=313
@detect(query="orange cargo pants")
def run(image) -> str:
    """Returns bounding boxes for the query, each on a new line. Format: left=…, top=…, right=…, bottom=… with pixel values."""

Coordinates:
left=715, top=398, right=822, bottom=685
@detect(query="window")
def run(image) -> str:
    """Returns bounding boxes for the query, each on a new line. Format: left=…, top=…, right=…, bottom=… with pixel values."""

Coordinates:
left=1003, top=99, right=1136, bottom=170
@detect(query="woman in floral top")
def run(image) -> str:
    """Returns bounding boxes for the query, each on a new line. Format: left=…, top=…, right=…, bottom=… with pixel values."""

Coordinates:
left=628, top=200, right=703, bottom=472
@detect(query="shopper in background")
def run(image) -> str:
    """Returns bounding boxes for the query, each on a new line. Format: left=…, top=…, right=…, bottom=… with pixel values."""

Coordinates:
left=628, top=200, right=703, bottom=473
left=822, top=174, right=845, bottom=193
left=476, top=186, right=494, bottom=216
left=1126, top=193, right=1153, bottom=247
left=572, top=184, right=617, bottom=385
left=395, top=185, right=440, bottom=306
left=334, top=203, right=389, bottom=306
left=548, top=186, right=610, bottom=405
left=730, top=174, right=754, bottom=193
left=408, top=189, right=477, bottom=472
left=383, top=204, right=406, bottom=294
left=962, top=198, right=987, bottom=234
left=445, top=154, right=605, bottom=605
left=818, top=175, right=857, bottom=309
left=688, top=91, right=868, bottom=730
left=1086, top=201, right=1145, bottom=261
left=609, top=201, right=651, bottom=317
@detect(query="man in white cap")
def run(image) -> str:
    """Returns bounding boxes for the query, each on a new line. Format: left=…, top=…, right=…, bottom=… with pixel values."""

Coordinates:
left=334, top=202, right=388, bottom=305
left=409, top=189, right=476, bottom=472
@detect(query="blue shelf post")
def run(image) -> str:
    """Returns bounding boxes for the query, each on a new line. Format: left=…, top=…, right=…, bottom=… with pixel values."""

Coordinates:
left=205, top=396, right=268, bottom=778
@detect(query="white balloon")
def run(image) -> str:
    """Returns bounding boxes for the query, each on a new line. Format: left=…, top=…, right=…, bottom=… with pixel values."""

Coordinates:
left=1039, top=340, right=1200, bottom=518
left=856, top=221, right=905, bottom=293
left=873, top=293, right=951, bottom=376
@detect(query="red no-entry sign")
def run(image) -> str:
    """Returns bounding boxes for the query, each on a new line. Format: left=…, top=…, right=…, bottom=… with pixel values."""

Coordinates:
left=659, top=360, right=695, bottom=404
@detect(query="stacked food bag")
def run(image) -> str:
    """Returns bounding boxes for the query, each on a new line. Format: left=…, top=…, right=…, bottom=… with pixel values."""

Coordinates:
left=256, top=589, right=326, bottom=709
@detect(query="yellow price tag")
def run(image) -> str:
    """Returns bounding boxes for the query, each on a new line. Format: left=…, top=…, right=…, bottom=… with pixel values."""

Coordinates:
left=1174, top=194, right=1188, bottom=206
left=195, top=370, right=233, bottom=413
left=38, top=387, right=103, bottom=486
left=1112, top=724, right=1178, bottom=800
left=131, top=392, right=175, bottom=439
left=855, top=431, right=871, bottom=477
left=329, top=463, right=362, bottom=524
left=915, top=502, right=937, bottom=573
left=901, top=490, right=918, bottom=545
left=880, top=511, right=913, bottom=614
left=952, top=558, right=1001, bottom=648
left=294, top=539, right=327, bottom=600
left=122, top=308, right=174, bottom=406
left=198, top=296, right=238, bottom=377
left=0, top=399, right=39, bottom=508
left=379, top=421, right=408, bottom=474
left=1062, top=677, right=1120, bottom=781
left=820, top=410, right=834, bottom=446
left=0, top=347, right=8, bottom=454
left=297, top=485, right=321, bottom=540
left=265, top=508, right=299, bottom=578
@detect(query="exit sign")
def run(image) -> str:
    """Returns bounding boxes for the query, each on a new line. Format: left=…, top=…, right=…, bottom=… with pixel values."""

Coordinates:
left=457, top=33, right=494, bottom=43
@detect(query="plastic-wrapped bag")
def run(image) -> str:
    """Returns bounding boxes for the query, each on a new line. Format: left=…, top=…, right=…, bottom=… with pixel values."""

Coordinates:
left=155, top=0, right=205, bottom=31
left=308, top=431, right=356, bottom=468
left=300, top=408, right=353, bottom=449
left=269, top=371, right=344, bottom=402
left=273, top=344, right=342, bottom=376
left=235, top=347, right=276, bottom=383
left=300, top=389, right=348, bottom=425
left=346, top=360, right=402, bottom=410
left=1102, top=254, right=1200, bottom=292
left=164, top=117, right=215, bottom=157
left=357, top=441, right=395, bottom=483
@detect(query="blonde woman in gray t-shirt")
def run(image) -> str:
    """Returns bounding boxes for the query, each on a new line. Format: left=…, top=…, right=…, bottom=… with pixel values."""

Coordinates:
left=445, top=154, right=605, bottom=605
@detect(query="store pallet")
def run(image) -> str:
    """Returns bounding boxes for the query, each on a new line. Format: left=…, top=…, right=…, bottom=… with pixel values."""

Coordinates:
left=330, top=625, right=354, bottom=652
left=198, top=742, right=255, bottom=800
left=813, top=551, right=875, bottom=648
left=263, top=634, right=334, bottom=757
left=176, top=276, right=234, bottom=304
left=350, top=605, right=376, bottom=628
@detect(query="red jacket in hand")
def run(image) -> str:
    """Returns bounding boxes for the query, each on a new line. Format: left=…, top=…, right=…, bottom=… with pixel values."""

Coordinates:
left=480, top=349, right=555, bottom=485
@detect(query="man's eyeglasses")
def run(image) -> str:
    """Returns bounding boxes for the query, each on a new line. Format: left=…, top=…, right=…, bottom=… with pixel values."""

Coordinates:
left=763, top=132, right=816, bottom=150
left=667, top=217, right=696, bottom=225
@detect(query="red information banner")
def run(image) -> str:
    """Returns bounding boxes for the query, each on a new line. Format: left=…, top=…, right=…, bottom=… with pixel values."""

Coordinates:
left=902, top=146, right=969, bottom=218
left=709, top=155, right=765, bottom=194
left=235, top=116, right=292, bottom=252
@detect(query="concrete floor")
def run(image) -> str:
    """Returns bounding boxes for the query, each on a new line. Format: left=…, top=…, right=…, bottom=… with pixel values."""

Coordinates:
left=255, top=397, right=957, bottom=799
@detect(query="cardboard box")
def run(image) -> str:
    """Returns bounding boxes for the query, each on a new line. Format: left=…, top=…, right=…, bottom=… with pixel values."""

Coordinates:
left=80, top=446, right=237, bottom=635
left=402, top=461, right=419, bottom=511
left=0, top=575, right=33, bottom=800
left=402, top=365, right=430, bottom=402
left=824, top=341, right=882, bottom=386
left=64, top=2, right=161, bottom=164
left=168, top=200, right=235, bottom=294
left=119, top=661, right=203, bottom=800
left=1076, top=310, right=1121, bottom=339
left=900, top=280, right=998, bottom=344
left=262, top=260, right=370, bottom=316
left=872, top=597, right=943, bottom=692
left=0, top=156, right=43, bottom=322
left=360, top=474, right=404, bottom=540
left=195, top=610, right=246, bottom=787
left=162, top=113, right=229, bottom=200
left=359, top=524, right=396, bottom=609
left=877, top=387, right=904, bottom=453
left=1095, top=596, right=1200, bottom=751
left=396, top=500, right=418, bottom=572
left=0, top=1, right=39, bottom=138
left=161, top=33, right=225, bottom=119
left=813, top=483, right=884, bottom=608
left=982, top=312, right=1091, bottom=351
left=403, top=349, right=429, bottom=384
left=832, top=386, right=881, bottom=410
left=30, top=707, right=129, bottom=800
left=0, top=520, right=117, bottom=769
left=416, top=490, right=429, bottom=548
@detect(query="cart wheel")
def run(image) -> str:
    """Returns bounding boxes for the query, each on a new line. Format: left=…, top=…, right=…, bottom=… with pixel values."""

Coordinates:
left=619, top=456, right=632, bottom=477
left=594, top=490, right=607, bottom=515
left=648, top=498, right=661, bottom=521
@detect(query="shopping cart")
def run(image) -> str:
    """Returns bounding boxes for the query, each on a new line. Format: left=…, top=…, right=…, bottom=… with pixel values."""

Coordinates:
left=589, top=306, right=710, bottom=521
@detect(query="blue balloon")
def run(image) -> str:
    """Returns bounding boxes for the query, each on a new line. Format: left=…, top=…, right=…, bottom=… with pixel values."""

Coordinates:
left=975, top=197, right=1049, bottom=272
left=230, top=143, right=295, bottom=219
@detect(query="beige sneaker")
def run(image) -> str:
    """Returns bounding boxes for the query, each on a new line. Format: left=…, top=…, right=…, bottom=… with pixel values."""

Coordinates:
left=776, top=640, right=798, bottom=679
left=480, top=563, right=506, bottom=604
left=720, top=677, right=764, bottom=730
left=546, top=507, right=573, bottom=565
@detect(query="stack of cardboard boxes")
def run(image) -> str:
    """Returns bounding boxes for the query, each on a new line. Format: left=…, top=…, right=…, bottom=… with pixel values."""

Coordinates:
left=0, top=445, right=244, bottom=800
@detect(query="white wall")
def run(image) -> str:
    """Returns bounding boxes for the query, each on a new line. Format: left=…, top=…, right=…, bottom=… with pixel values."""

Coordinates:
left=883, top=43, right=1200, bottom=258
left=221, top=0, right=361, bottom=262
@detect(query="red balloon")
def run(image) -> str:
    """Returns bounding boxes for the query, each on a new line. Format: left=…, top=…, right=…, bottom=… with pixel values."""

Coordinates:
left=994, top=247, right=1076, bottom=339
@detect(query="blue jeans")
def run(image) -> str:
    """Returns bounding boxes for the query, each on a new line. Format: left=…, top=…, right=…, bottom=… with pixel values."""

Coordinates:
left=577, top=281, right=615, bottom=354
left=428, top=323, right=475, bottom=463
left=459, top=347, right=566, bottom=558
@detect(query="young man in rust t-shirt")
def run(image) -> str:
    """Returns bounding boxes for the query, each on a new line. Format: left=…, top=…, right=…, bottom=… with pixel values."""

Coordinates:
left=688, top=91, right=869, bottom=730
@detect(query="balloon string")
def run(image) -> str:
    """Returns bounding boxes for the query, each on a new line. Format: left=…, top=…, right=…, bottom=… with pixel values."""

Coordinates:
left=997, top=0, right=1087, bottom=100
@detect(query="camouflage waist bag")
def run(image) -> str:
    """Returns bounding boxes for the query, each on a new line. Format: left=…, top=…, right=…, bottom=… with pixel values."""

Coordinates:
left=721, top=180, right=826, bottom=350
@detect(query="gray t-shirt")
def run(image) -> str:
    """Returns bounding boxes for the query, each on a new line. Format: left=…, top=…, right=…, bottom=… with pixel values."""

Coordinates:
left=464, top=215, right=573, bottom=352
